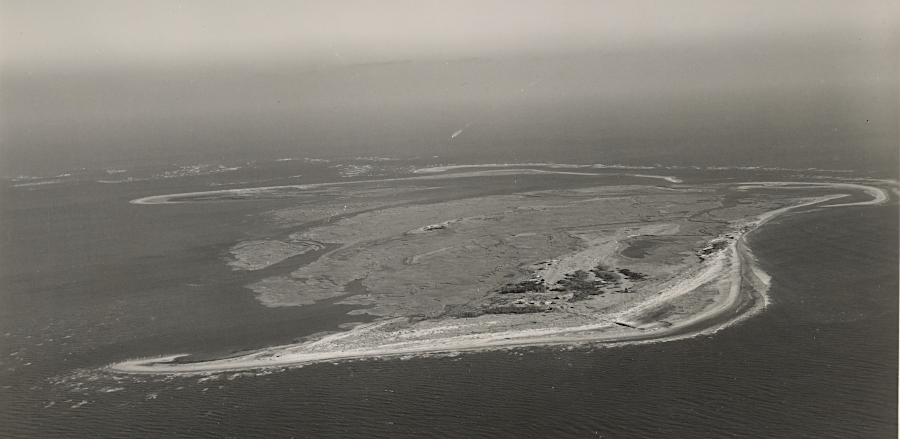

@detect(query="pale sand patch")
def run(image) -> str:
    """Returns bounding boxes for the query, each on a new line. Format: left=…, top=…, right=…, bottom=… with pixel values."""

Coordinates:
left=407, top=247, right=453, bottom=264
left=228, top=239, right=323, bottom=271
left=247, top=277, right=340, bottom=307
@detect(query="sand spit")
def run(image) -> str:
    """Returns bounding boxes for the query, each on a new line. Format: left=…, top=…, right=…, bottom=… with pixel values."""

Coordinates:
left=736, top=182, right=889, bottom=207
left=631, top=174, right=682, bottom=183
left=109, top=182, right=888, bottom=375
left=129, top=168, right=679, bottom=205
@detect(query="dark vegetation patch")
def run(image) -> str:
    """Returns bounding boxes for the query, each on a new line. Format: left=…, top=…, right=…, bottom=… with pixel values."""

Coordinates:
left=590, top=264, right=620, bottom=282
left=442, top=304, right=485, bottom=318
left=497, top=280, right=546, bottom=294
left=618, top=268, right=647, bottom=280
left=443, top=300, right=549, bottom=318
left=484, top=305, right=546, bottom=314
left=555, top=270, right=608, bottom=302
left=593, top=271, right=620, bottom=282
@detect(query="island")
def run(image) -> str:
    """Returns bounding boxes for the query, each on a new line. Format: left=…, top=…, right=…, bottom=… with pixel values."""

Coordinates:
left=111, top=167, right=892, bottom=374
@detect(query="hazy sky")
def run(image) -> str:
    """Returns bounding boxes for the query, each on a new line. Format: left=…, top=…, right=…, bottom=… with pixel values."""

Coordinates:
left=1, top=1, right=897, bottom=176
left=2, top=0, right=896, bottom=69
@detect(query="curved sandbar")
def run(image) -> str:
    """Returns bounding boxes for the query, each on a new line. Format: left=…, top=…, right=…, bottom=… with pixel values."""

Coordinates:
left=110, top=181, right=890, bottom=374
left=736, top=181, right=888, bottom=207
left=130, top=167, right=678, bottom=204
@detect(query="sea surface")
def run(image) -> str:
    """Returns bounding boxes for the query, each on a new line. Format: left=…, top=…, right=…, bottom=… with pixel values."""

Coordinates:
left=0, top=159, right=896, bottom=438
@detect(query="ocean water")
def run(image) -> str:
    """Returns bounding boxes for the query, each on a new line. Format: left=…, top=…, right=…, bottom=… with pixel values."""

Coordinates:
left=0, top=160, right=896, bottom=438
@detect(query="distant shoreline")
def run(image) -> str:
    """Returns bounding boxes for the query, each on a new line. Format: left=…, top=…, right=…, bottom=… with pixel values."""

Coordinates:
left=129, top=167, right=680, bottom=204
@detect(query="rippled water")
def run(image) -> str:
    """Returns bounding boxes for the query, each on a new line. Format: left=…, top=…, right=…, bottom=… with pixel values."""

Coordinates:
left=1, top=169, right=896, bottom=438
